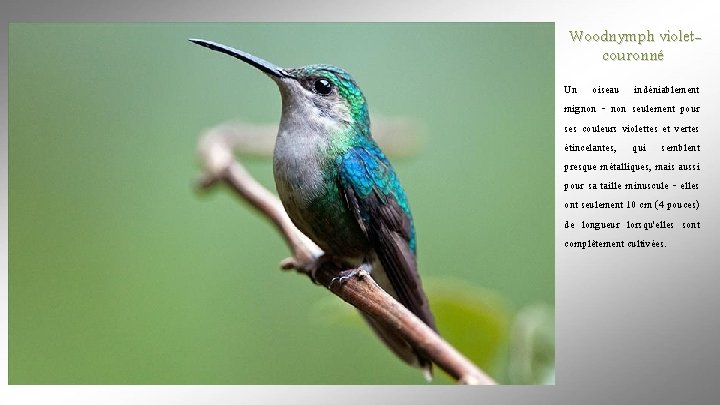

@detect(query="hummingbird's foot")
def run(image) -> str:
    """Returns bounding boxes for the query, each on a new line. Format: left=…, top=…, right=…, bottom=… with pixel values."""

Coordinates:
left=329, top=262, right=372, bottom=288
left=282, top=253, right=370, bottom=287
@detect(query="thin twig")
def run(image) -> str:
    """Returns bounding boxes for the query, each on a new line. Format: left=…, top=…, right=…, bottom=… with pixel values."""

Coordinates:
left=196, top=123, right=496, bottom=385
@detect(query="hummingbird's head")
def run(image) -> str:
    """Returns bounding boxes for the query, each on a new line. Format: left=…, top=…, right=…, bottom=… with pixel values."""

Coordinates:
left=281, top=64, right=369, bottom=130
left=190, top=39, right=370, bottom=137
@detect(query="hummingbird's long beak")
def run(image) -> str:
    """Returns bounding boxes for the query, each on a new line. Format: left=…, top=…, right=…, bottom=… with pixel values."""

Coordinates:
left=189, top=38, right=289, bottom=79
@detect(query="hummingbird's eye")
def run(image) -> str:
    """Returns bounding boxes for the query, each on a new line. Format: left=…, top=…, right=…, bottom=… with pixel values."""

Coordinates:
left=313, top=78, right=333, bottom=95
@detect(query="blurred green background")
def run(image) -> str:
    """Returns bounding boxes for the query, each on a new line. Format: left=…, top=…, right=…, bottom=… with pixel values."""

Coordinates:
left=9, top=23, right=554, bottom=384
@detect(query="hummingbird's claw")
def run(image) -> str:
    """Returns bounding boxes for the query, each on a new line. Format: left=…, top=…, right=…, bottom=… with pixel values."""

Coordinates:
left=328, top=262, right=372, bottom=288
left=280, top=253, right=371, bottom=288
left=328, top=268, right=359, bottom=288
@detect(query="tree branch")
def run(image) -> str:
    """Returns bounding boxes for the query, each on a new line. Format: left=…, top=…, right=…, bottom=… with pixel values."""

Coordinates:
left=196, top=122, right=497, bottom=385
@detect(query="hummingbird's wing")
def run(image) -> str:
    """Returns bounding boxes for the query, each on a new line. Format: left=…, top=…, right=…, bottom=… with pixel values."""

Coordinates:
left=337, top=145, right=437, bottom=333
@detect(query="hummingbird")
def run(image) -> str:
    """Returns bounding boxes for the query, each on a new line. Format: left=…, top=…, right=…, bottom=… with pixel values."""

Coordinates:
left=191, top=39, right=437, bottom=377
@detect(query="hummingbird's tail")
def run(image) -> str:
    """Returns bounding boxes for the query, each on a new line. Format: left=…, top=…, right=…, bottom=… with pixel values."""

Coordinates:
left=359, top=312, right=433, bottom=379
left=361, top=258, right=434, bottom=379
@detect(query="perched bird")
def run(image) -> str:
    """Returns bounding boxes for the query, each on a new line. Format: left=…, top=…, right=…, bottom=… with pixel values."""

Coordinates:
left=191, top=39, right=437, bottom=376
